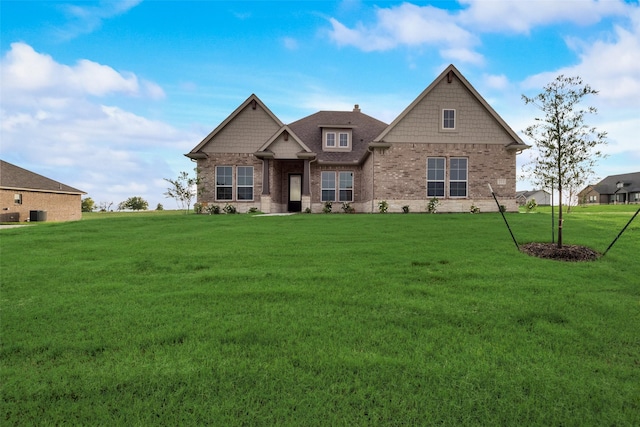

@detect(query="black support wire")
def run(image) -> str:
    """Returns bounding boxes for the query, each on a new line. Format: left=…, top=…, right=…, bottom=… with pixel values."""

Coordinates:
left=488, top=184, right=519, bottom=250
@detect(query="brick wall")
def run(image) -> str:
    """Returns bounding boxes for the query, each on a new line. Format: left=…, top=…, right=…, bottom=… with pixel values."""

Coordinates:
left=0, top=189, right=82, bottom=222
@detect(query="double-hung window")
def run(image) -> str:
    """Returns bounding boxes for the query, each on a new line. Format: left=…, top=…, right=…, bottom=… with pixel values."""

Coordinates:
left=237, top=166, right=254, bottom=200
left=427, top=158, right=445, bottom=197
left=321, top=171, right=354, bottom=202
left=14, top=193, right=22, bottom=205
left=338, top=172, right=353, bottom=202
left=326, top=132, right=336, bottom=148
left=449, top=158, right=467, bottom=197
left=321, top=172, right=336, bottom=201
left=215, top=166, right=233, bottom=200
left=443, top=109, right=455, bottom=129
left=339, top=133, right=349, bottom=148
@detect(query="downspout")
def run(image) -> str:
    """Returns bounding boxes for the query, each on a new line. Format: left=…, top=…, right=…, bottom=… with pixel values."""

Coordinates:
left=367, top=146, right=375, bottom=213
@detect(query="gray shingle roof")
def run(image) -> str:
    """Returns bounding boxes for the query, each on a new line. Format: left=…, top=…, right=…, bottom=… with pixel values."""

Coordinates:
left=593, top=172, right=640, bottom=194
left=288, top=110, right=388, bottom=164
left=0, top=160, right=85, bottom=194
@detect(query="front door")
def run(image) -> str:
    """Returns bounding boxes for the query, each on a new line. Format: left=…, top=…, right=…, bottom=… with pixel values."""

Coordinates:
left=288, top=174, right=302, bottom=212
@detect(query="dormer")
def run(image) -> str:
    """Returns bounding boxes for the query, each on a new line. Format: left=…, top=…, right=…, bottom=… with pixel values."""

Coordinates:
left=319, top=124, right=356, bottom=152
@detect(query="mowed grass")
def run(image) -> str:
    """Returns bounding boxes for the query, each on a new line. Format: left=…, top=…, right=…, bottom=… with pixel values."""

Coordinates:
left=1, top=207, right=639, bottom=425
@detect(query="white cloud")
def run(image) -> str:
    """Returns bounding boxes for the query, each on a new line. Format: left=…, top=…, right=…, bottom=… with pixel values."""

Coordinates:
left=283, top=37, right=299, bottom=50
left=328, top=3, right=479, bottom=59
left=1, top=42, right=164, bottom=100
left=55, top=0, right=143, bottom=40
left=458, top=0, right=629, bottom=33
left=0, top=43, right=195, bottom=208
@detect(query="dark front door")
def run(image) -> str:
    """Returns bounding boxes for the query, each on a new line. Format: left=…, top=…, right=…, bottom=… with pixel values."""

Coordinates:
left=288, top=174, right=302, bottom=212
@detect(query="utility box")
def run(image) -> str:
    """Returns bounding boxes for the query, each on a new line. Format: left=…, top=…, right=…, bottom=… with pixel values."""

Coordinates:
left=29, top=210, right=47, bottom=222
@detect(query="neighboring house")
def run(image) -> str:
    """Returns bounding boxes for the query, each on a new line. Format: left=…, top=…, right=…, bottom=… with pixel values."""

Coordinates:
left=186, top=64, right=529, bottom=213
left=516, top=190, right=552, bottom=206
left=0, top=160, right=86, bottom=222
left=578, top=172, right=640, bottom=205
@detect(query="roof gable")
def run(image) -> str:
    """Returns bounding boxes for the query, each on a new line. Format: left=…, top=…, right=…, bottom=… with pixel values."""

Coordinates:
left=186, top=94, right=284, bottom=158
left=594, top=172, right=640, bottom=194
left=257, top=126, right=313, bottom=159
left=0, top=160, right=85, bottom=194
left=374, top=64, right=527, bottom=149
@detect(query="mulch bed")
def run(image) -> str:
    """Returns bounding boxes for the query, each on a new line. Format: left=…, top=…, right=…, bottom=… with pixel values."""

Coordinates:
left=520, top=242, right=601, bottom=262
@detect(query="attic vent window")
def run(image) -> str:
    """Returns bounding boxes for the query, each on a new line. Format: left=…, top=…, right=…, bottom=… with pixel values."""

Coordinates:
left=447, top=70, right=454, bottom=83
left=251, top=99, right=257, bottom=110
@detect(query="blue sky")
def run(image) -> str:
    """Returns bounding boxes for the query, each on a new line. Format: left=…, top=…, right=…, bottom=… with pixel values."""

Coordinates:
left=2, top=0, right=639, bottom=209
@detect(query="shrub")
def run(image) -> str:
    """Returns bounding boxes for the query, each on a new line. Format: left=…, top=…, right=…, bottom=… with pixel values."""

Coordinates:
left=427, top=197, right=439, bottom=214
left=323, top=201, right=332, bottom=214
left=378, top=200, right=389, bottom=213
left=81, top=197, right=95, bottom=212
left=341, top=202, right=355, bottom=213
left=223, top=204, right=237, bottom=214
left=248, top=207, right=259, bottom=214
left=526, top=199, right=538, bottom=212
left=500, top=205, right=507, bottom=213
left=193, top=203, right=203, bottom=214
left=207, top=205, right=221, bottom=215
left=304, top=207, right=312, bottom=214
left=155, top=203, right=164, bottom=211
left=119, top=196, right=148, bottom=211
left=402, top=205, right=410, bottom=214
left=470, top=205, right=480, bottom=214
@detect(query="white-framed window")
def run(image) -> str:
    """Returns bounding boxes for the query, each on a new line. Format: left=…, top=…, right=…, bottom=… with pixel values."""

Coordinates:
left=321, top=171, right=354, bottom=202
left=427, top=158, right=445, bottom=197
left=339, top=132, right=349, bottom=148
left=442, top=109, right=456, bottom=130
left=237, top=166, right=254, bottom=201
left=215, top=166, right=233, bottom=200
left=14, top=193, right=22, bottom=205
left=321, top=172, right=336, bottom=201
left=326, top=132, right=336, bottom=147
left=449, top=157, right=467, bottom=197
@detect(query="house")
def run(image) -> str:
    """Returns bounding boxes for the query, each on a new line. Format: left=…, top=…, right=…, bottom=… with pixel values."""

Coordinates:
left=186, top=64, right=529, bottom=213
left=578, top=172, right=640, bottom=205
left=0, top=160, right=86, bottom=222
left=516, top=190, right=552, bottom=206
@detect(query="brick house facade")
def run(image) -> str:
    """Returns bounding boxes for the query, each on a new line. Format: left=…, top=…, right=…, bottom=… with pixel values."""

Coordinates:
left=0, top=160, right=85, bottom=222
left=186, top=65, right=529, bottom=213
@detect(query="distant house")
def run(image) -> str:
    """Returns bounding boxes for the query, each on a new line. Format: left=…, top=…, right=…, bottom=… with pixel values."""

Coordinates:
left=0, top=160, right=86, bottom=222
left=186, top=64, right=529, bottom=213
left=578, top=172, right=640, bottom=205
left=515, top=189, right=551, bottom=206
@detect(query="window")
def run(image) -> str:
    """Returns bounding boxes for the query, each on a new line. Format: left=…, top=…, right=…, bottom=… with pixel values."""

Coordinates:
left=326, top=132, right=336, bottom=147
left=427, top=158, right=445, bottom=197
left=339, top=133, right=349, bottom=148
left=14, top=194, right=22, bottom=205
left=216, top=166, right=233, bottom=200
left=321, top=172, right=336, bottom=201
left=450, top=158, right=467, bottom=197
left=237, top=166, right=254, bottom=200
left=322, top=171, right=354, bottom=202
left=339, top=172, right=353, bottom=202
left=443, top=109, right=455, bottom=129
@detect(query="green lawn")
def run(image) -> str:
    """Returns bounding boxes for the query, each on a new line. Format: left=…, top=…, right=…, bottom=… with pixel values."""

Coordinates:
left=1, top=207, right=639, bottom=425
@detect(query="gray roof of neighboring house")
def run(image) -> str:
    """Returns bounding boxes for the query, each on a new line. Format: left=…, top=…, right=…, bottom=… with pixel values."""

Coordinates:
left=0, top=160, right=85, bottom=194
left=593, top=172, right=640, bottom=194
left=288, top=109, right=388, bottom=164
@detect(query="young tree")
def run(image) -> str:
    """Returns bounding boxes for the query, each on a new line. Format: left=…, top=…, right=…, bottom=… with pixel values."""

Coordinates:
left=522, top=75, right=607, bottom=248
left=164, top=170, right=200, bottom=213
left=119, top=196, right=149, bottom=211
left=81, top=197, right=95, bottom=212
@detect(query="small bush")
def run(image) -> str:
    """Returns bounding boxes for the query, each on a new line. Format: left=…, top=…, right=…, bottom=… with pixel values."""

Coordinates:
left=323, top=201, right=332, bottom=214
left=304, top=207, right=312, bottom=214
left=427, top=197, right=439, bottom=214
left=207, top=205, right=221, bottom=215
left=223, top=204, right=237, bottom=214
left=526, top=199, right=538, bottom=212
left=470, top=205, right=480, bottom=214
left=378, top=200, right=389, bottom=213
left=402, top=205, right=410, bottom=214
left=194, top=203, right=203, bottom=214
left=499, top=205, right=506, bottom=213
left=248, top=207, right=259, bottom=214
left=341, top=202, right=355, bottom=213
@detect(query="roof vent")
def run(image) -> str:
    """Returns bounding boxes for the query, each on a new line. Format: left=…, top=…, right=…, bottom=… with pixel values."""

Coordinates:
left=353, top=104, right=361, bottom=112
